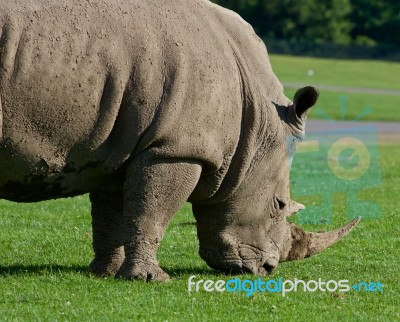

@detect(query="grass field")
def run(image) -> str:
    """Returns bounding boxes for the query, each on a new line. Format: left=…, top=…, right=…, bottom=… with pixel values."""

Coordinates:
left=1, top=55, right=399, bottom=321
left=270, top=55, right=400, bottom=122
left=270, top=55, right=400, bottom=90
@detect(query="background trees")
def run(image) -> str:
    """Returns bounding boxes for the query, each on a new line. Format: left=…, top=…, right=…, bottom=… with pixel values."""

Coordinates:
left=211, top=0, right=400, bottom=50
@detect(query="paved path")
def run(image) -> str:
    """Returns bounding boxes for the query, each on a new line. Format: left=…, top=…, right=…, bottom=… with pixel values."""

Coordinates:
left=283, top=82, right=400, bottom=96
left=306, top=120, right=400, bottom=143
left=306, top=120, right=400, bottom=133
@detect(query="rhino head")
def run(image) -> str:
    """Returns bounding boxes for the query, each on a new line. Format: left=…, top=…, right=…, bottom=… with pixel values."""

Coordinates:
left=194, top=86, right=361, bottom=275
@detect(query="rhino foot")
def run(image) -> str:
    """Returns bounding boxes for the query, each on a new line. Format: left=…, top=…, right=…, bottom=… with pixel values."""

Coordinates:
left=115, top=259, right=170, bottom=282
left=89, top=256, right=124, bottom=277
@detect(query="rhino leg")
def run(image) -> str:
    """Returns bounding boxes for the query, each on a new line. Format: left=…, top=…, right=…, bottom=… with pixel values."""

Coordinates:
left=89, top=190, right=125, bottom=277
left=115, top=155, right=201, bottom=281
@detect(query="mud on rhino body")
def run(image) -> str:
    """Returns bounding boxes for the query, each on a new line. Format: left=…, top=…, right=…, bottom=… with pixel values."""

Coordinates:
left=0, top=0, right=360, bottom=280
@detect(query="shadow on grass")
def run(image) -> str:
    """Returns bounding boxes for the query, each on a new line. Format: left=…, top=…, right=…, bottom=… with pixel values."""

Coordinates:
left=0, top=264, right=236, bottom=280
left=165, top=267, right=215, bottom=277
left=165, top=266, right=248, bottom=279
left=0, top=264, right=90, bottom=277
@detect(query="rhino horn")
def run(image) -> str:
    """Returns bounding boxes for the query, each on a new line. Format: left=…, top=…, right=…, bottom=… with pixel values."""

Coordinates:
left=282, top=217, right=361, bottom=261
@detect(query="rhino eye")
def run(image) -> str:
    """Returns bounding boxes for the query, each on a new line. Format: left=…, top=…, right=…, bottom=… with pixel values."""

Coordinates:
left=276, top=197, right=286, bottom=210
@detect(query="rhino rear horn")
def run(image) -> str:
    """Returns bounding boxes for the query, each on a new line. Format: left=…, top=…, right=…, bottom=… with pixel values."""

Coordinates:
left=283, top=217, right=361, bottom=261
left=294, top=86, right=319, bottom=119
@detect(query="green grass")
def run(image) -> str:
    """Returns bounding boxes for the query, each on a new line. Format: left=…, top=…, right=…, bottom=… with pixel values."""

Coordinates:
left=269, top=55, right=400, bottom=122
left=270, top=55, right=400, bottom=90
left=0, top=145, right=399, bottom=321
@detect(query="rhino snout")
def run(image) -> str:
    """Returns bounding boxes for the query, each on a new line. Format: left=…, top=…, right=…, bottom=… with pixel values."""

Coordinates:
left=199, top=244, right=279, bottom=276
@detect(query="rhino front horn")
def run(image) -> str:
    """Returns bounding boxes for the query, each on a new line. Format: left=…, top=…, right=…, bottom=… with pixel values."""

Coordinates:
left=282, top=217, right=361, bottom=261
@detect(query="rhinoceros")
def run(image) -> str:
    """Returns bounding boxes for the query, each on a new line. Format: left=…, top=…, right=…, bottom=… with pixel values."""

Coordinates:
left=0, top=0, right=360, bottom=281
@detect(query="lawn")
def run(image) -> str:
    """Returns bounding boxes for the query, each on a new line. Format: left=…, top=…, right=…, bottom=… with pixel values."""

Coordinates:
left=270, top=55, right=400, bottom=122
left=0, top=146, right=399, bottom=321
left=269, top=55, right=400, bottom=90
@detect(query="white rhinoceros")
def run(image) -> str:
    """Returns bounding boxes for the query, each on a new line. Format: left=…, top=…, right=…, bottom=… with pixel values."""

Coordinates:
left=0, top=0, right=360, bottom=280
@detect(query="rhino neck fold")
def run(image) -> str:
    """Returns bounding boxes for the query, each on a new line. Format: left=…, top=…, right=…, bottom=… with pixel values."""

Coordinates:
left=196, top=42, right=277, bottom=204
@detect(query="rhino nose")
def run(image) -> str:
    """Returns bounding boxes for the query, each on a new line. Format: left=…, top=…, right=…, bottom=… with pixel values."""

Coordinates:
left=239, top=259, right=277, bottom=276
left=257, top=262, right=276, bottom=275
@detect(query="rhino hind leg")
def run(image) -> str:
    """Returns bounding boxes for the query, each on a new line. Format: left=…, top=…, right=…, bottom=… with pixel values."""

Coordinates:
left=115, top=155, right=202, bottom=281
left=89, top=190, right=125, bottom=277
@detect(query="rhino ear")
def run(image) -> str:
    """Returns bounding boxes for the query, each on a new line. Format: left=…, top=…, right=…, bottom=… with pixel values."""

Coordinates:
left=294, top=86, right=319, bottom=119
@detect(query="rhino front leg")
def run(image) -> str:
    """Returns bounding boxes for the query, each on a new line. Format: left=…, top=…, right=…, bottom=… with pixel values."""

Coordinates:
left=89, top=190, right=125, bottom=277
left=116, top=155, right=202, bottom=281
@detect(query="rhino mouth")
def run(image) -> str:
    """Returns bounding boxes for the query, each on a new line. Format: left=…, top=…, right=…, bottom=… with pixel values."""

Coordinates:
left=257, top=262, right=276, bottom=275
left=204, top=257, right=277, bottom=276
left=199, top=246, right=279, bottom=276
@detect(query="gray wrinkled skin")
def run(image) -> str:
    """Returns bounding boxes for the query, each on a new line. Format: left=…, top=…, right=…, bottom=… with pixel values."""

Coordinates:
left=0, top=0, right=360, bottom=280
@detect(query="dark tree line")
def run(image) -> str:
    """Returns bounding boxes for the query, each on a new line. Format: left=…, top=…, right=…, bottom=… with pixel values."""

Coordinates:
left=212, top=0, right=400, bottom=48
